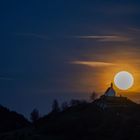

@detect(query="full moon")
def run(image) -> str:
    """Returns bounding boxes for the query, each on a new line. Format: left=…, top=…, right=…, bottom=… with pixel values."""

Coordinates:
left=114, top=71, right=134, bottom=90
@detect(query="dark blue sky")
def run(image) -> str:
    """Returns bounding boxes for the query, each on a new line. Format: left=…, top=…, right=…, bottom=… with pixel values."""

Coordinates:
left=1, top=0, right=140, bottom=117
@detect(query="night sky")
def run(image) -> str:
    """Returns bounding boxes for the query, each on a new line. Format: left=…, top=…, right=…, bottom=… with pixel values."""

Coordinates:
left=1, top=0, right=140, bottom=117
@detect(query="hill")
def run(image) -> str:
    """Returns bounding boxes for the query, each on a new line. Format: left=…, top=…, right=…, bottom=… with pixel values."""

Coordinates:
left=1, top=97, right=140, bottom=140
left=35, top=96, right=140, bottom=140
left=0, top=105, right=30, bottom=133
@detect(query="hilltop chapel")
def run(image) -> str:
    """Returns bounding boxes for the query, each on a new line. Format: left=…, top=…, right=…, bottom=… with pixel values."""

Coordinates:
left=104, top=83, right=116, bottom=97
left=94, top=83, right=134, bottom=110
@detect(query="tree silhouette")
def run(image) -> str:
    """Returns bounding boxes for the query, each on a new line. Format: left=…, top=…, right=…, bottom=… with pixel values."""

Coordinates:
left=30, top=109, right=39, bottom=123
left=61, top=102, right=68, bottom=111
left=70, top=99, right=87, bottom=107
left=90, top=92, right=98, bottom=101
left=70, top=99, right=81, bottom=106
left=52, top=99, right=60, bottom=113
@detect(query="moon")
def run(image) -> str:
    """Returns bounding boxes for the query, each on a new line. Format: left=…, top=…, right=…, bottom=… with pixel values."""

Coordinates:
left=114, top=71, right=134, bottom=90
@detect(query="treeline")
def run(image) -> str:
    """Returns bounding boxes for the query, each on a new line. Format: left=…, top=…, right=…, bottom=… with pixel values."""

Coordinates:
left=30, top=92, right=98, bottom=123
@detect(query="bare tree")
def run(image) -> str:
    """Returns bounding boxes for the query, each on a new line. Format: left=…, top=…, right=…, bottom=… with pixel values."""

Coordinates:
left=90, top=92, right=98, bottom=101
left=70, top=99, right=81, bottom=106
left=61, top=102, right=68, bottom=111
left=30, top=109, right=40, bottom=123
left=52, top=99, right=60, bottom=113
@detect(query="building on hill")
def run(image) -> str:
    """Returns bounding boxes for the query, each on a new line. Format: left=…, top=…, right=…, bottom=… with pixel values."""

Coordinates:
left=104, top=83, right=116, bottom=97
left=95, top=83, right=136, bottom=110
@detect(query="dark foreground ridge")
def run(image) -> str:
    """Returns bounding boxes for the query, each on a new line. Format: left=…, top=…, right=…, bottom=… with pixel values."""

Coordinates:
left=0, top=105, right=30, bottom=132
left=1, top=96, right=140, bottom=140
left=35, top=96, right=140, bottom=140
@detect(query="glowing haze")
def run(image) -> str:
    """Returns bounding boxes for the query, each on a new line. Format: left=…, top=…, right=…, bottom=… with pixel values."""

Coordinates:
left=1, top=0, right=140, bottom=117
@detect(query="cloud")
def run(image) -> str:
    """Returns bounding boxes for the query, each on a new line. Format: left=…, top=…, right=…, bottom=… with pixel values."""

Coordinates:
left=15, top=33, right=48, bottom=40
left=75, top=35, right=131, bottom=42
left=129, top=27, right=140, bottom=33
left=100, top=5, right=140, bottom=15
left=71, top=61, right=116, bottom=67
left=0, top=77, right=13, bottom=81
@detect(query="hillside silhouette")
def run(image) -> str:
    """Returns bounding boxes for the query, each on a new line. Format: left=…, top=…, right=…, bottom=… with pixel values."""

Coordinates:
left=35, top=97, right=140, bottom=140
left=0, top=105, right=30, bottom=133
left=1, top=96, right=140, bottom=140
